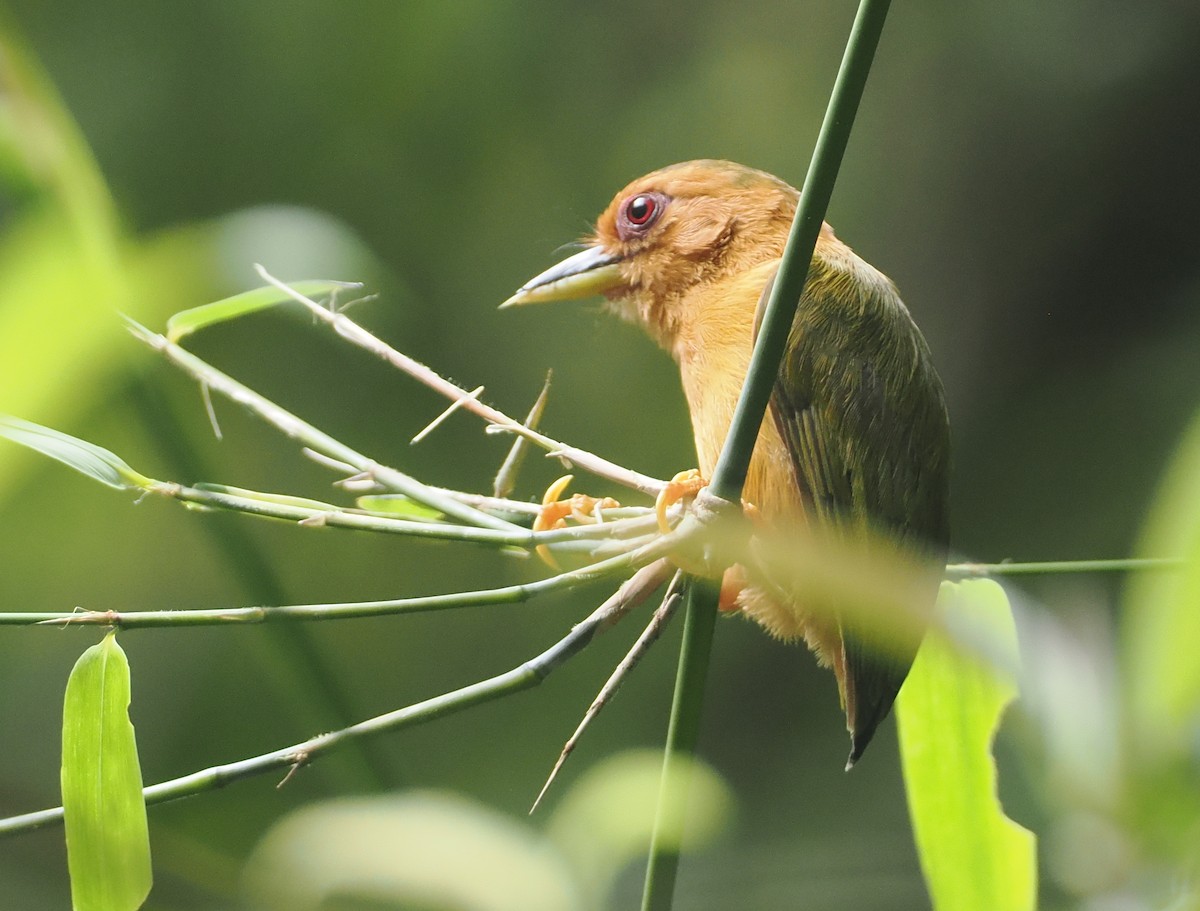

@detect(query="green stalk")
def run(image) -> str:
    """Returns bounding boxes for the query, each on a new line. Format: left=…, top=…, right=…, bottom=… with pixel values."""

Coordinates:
left=639, top=577, right=720, bottom=910
left=640, top=1, right=893, bottom=907
left=2, top=540, right=665, bottom=628
left=946, top=557, right=1182, bottom=577
left=126, top=317, right=521, bottom=532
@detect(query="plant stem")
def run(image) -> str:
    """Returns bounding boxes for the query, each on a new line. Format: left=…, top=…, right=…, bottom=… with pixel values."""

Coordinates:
left=640, top=577, right=720, bottom=911
left=126, top=317, right=521, bottom=531
left=4, top=540, right=665, bottom=628
left=945, top=557, right=1182, bottom=577
left=254, top=267, right=668, bottom=497
left=640, top=1, right=894, bottom=907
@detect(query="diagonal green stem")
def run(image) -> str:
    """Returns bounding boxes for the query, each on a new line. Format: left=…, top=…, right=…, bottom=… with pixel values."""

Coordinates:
left=639, top=577, right=720, bottom=910
left=641, top=2, right=894, bottom=908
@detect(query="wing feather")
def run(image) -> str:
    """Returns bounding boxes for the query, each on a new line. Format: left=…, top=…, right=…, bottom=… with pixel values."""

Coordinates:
left=756, top=253, right=950, bottom=765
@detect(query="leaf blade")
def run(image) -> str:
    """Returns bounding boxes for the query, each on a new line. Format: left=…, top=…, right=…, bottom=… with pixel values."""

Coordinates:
left=61, top=631, right=153, bottom=911
left=165, top=280, right=362, bottom=342
left=0, top=416, right=153, bottom=490
left=896, top=579, right=1036, bottom=911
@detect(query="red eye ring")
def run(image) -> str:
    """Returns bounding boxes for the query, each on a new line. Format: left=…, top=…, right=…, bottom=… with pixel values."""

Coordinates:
left=626, top=194, right=658, bottom=226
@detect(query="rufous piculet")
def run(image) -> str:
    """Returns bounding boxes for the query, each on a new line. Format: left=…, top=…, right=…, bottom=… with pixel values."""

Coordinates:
left=502, top=160, right=950, bottom=766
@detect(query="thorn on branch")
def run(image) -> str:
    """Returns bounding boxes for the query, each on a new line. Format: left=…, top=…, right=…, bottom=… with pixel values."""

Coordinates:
left=530, top=574, right=684, bottom=814
left=277, top=751, right=311, bottom=789
left=411, top=385, right=485, bottom=444
left=201, top=381, right=223, bottom=440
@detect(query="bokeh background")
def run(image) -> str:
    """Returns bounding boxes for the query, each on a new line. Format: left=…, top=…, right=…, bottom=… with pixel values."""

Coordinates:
left=2, top=2, right=1199, bottom=908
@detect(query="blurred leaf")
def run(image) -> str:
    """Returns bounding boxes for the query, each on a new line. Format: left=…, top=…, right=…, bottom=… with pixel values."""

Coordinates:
left=0, top=416, right=154, bottom=489
left=545, top=749, right=733, bottom=901
left=0, top=26, right=125, bottom=427
left=896, top=580, right=1036, bottom=911
left=243, top=791, right=582, bottom=911
left=61, top=631, right=153, bottom=911
left=0, top=22, right=121, bottom=259
left=1123, top=405, right=1200, bottom=756
left=165, top=280, right=362, bottom=342
left=0, top=25, right=226, bottom=500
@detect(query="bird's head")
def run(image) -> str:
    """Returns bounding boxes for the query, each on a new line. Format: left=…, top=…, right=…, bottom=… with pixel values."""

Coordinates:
left=501, top=160, right=800, bottom=344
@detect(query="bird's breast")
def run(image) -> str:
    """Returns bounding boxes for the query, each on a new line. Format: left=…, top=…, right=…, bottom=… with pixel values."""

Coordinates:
left=671, top=265, right=802, bottom=522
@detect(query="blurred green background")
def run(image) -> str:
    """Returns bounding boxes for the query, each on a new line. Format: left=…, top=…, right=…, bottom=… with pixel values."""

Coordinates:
left=2, top=2, right=1198, bottom=908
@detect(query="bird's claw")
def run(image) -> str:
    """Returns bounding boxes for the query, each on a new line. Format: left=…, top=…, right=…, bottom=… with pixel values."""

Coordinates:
left=654, top=469, right=708, bottom=533
left=533, top=474, right=619, bottom=569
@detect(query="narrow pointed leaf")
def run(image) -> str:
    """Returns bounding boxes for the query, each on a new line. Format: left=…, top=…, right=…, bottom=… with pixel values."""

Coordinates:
left=165, top=280, right=362, bottom=342
left=0, top=416, right=153, bottom=489
left=62, top=631, right=153, bottom=911
left=896, top=580, right=1036, bottom=911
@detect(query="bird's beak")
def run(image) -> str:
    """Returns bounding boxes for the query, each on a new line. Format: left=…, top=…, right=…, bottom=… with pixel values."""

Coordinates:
left=499, top=245, right=623, bottom=308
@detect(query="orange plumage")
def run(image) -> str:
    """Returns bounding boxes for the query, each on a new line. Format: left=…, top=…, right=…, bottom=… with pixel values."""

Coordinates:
left=504, top=160, right=950, bottom=765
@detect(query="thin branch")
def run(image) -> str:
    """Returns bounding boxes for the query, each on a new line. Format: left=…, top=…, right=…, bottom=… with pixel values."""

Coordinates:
left=0, top=559, right=675, bottom=839
left=126, top=316, right=521, bottom=532
left=531, top=573, right=685, bottom=814
left=160, top=480, right=660, bottom=552
left=253, top=266, right=666, bottom=498
left=1, top=552, right=1172, bottom=629
left=946, top=557, right=1182, bottom=577
left=9, top=537, right=673, bottom=629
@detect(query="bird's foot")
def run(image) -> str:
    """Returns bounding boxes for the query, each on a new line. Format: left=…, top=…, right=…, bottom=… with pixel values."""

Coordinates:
left=533, top=474, right=620, bottom=569
left=654, top=469, right=764, bottom=532
left=654, top=469, right=709, bottom=533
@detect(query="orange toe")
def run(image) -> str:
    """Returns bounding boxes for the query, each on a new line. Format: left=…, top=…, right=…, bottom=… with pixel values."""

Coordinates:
left=654, top=469, right=708, bottom=533
left=533, top=474, right=619, bottom=569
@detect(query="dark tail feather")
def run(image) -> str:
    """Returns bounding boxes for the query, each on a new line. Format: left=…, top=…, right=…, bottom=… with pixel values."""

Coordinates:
left=840, top=624, right=913, bottom=770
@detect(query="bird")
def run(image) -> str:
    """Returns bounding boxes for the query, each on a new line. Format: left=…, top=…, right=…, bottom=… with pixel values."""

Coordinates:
left=501, top=159, right=950, bottom=767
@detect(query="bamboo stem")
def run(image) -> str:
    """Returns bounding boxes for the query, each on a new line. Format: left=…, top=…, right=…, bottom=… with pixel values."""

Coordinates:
left=641, top=1, right=894, bottom=907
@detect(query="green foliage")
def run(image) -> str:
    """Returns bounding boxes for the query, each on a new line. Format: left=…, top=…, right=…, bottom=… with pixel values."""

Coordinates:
left=354, top=493, right=445, bottom=520
left=896, top=581, right=1036, bottom=911
left=61, top=632, right=152, bottom=911
left=0, top=416, right=154, bottom=490
left=0, top=26, right=210, bottom=455
left=165, top=280, right=362, bottom=342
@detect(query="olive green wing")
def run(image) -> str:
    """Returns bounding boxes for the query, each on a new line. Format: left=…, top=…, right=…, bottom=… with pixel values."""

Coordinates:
left=757, top=257, right=951, bottom=766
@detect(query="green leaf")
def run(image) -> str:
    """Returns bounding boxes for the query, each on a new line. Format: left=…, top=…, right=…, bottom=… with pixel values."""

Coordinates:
left=896, top=580, right=1036, bottom=911
left=62, top=631, right=153, bottom=911
left=0, top=416, right=154, bottom=490
left=165, top=280, right=362, bottom=342
left=1123, top=406, right=1200, bottom=756
left=354, top=493, right=445, bottom=520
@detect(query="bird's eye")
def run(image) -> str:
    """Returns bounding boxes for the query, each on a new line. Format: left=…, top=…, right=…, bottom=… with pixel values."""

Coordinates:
left=626, top=195, right=657, bottom=225
left=622, top=193, right=664, bottom=231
